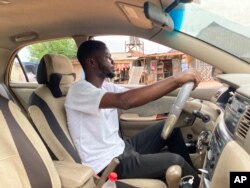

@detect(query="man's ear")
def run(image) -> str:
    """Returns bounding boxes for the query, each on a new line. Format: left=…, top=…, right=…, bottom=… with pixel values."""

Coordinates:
left=87, top=58, right=96, bottom=67
left=89, top=58, right=98, bottom=69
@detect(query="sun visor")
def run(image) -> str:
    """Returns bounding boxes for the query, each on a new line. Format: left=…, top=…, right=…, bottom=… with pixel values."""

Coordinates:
left=143, top=1, right=174, bottom=32
left=118, top=2, right=153, bottom=29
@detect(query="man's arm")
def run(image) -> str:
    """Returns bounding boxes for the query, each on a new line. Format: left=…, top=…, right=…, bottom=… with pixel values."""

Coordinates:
left=100, top=69, right=201, bottom=110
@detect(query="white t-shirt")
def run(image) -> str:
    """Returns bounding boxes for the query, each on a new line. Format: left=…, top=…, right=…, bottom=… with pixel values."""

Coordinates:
left=65, top=80, right=127, bottom=173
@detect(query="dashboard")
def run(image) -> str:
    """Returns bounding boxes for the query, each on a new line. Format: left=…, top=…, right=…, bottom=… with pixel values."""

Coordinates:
left=201, top=74, right=250, bottom=188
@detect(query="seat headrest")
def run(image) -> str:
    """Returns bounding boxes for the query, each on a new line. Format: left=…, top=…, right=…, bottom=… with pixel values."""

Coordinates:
left=37, top=54, right=76, bottom=98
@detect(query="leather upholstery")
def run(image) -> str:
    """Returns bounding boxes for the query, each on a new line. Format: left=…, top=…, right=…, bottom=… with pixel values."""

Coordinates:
left=166, top=165, right=182, bottom=188
left=54, top=161, right=95, bottom=188
left=0, top=95, right=61, bottom=188
left=29, top=54, right=79, bottom=162
left=37, top=54, right=76, bottom=97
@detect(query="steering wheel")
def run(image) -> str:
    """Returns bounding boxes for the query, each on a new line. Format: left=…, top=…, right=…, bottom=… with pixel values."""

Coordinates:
left=161, top=82, right=194, bottom=140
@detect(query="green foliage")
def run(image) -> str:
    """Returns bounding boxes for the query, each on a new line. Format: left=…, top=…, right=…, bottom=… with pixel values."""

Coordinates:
left=28, top=39, right=77, bottom=61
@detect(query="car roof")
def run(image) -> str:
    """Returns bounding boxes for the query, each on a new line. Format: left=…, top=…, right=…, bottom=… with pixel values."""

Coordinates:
left=1, top=0, right=160, bottom=50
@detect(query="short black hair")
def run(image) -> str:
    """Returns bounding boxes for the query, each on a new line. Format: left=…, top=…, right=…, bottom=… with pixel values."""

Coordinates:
left=77, top=40, right=106, bottom=69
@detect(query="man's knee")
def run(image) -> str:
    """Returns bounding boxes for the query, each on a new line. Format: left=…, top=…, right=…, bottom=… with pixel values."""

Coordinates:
left=170, top=153, right=185, bottom=167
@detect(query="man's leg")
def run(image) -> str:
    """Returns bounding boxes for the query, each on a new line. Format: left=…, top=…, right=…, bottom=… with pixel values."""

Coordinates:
left=116, top=150, right=200, bottom=188
left=126, top=121, right=166, bottom=154
left=165, top=127, right=194, bottom=167
left=126, top=121, right=193, bottom=166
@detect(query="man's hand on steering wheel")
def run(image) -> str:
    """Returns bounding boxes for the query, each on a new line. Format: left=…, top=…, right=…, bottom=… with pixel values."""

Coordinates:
left=161, top=69, right=201, bottom=140
left=174, top=69, right=202, bottom=89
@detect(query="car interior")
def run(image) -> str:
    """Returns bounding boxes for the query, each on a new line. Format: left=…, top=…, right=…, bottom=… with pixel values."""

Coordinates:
left=1, top=0, right=250, bottom=188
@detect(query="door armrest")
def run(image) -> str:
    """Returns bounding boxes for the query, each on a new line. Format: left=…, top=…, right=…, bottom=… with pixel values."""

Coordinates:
left=120, top=113, right=167, bottom=121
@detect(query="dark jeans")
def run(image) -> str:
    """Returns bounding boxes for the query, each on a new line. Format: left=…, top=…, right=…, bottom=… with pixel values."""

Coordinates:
left=115, top=121, right=200, bottom=188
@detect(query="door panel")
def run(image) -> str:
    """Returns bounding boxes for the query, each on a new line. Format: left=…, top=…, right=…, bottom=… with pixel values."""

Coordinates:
left=119, top=96, right=176, bottom=138
left=120, top=96, right=176, bottom=116
left=119, top=86, right=221, bottom=141
left=120, top=119, right=166, bottom=139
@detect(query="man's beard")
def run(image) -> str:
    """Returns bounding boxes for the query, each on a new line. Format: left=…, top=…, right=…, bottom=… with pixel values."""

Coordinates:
left=96, top=59, right=115, bottom=79
left=106, top=71, right=115, bottom=79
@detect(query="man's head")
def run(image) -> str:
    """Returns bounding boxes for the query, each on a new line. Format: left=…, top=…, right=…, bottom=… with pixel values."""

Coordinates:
left=77, top=40, right=115, bottom=79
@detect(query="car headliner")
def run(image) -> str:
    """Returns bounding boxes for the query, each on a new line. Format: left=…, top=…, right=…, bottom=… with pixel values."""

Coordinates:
left=0, top=0, right=160, bottom=50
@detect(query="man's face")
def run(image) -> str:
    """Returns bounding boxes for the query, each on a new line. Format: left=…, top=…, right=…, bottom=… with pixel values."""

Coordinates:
left=94, top=47, right=115, bottom=79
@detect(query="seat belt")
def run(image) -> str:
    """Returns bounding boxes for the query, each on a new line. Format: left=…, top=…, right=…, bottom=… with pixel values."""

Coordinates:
left=29, top=93, right=82, bottom=163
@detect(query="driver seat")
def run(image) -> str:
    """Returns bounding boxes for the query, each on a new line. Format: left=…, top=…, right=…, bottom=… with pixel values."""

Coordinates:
left=28, top=53, right=167, bottom=188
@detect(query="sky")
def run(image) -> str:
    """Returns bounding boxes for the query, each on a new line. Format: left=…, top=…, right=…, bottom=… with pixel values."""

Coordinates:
left=95, top=36, right=170, bottom=54
left=200, top=0, right=250, bottom=27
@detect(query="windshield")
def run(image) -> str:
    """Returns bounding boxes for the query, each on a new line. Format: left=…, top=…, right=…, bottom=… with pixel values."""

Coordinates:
left=170, top=0, right=250, bottom=63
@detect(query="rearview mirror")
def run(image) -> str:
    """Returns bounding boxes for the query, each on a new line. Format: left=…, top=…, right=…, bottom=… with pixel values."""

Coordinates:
left=144, top=1, right=174, bottom=31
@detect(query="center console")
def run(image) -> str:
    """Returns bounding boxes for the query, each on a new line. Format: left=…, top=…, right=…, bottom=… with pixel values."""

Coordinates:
left=202, top=119, right=232, bottom=187
left=201, top=89, right=250, bottom=188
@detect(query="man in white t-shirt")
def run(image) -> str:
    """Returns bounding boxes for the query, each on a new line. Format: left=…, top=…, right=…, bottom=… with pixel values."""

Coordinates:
left=65, top=40, right=201, bottom=188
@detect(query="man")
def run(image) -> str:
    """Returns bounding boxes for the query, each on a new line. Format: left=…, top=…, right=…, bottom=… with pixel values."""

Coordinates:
left=65, top=40, right=201, bottom=187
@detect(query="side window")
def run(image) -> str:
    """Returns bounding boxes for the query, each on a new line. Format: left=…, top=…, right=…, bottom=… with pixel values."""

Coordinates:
left=95, top=35, right=222, bottom=88
left=10, top=38, right=79, bottom=83
left=11, top=35, right=222, bottom=88
left=10, top=57, right=28, bottom=82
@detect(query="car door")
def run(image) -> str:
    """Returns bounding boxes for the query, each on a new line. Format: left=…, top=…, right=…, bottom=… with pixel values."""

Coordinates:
left=119, top=85, right=222, bottom=139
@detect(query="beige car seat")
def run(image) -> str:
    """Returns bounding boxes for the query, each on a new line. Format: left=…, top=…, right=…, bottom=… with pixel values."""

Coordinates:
left=0, top=92, right=95, bottom=188
left=28, top=54, right=167, bottom=188
left=29, top=54, right=80, bottom=162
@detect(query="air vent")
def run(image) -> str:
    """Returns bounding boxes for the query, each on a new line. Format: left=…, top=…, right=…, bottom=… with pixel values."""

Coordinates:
left=237, top=106, right=250, bottom=140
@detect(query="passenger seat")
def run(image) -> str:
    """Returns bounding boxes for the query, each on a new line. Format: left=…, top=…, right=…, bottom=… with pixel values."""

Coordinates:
left=29, top=54, right=80, bottom=163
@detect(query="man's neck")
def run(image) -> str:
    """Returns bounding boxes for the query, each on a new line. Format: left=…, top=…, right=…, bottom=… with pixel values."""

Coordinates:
left=86, top=76, right=104, bottom=88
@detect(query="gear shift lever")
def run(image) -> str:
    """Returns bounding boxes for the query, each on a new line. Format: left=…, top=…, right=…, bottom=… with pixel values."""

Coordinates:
left=166, top=165, right=182, bottom=188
